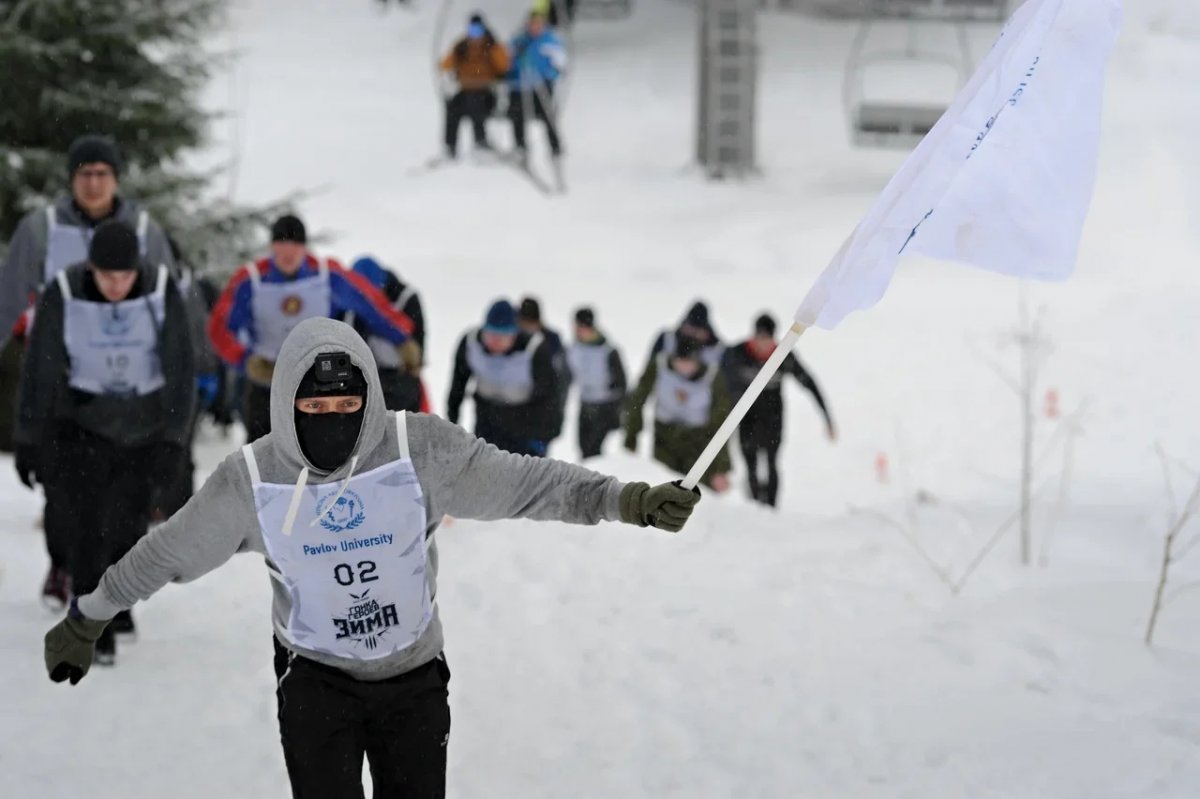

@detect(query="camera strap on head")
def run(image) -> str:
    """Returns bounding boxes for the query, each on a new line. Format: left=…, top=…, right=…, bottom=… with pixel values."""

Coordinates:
left=297, top=351, right=367, bottom=400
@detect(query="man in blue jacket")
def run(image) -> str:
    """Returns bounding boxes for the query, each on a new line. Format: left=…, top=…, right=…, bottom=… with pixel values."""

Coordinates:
left=207, top=215, right=420, bottom=442
left=507, top=11, right=568, bottom=164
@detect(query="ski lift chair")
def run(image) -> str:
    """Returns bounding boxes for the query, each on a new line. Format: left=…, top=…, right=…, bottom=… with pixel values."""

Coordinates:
left=865, top=0, right=1008, bottom=22
left=575, top=0, right=632, bottom=20
left=842, top=12, right=972, bottom=149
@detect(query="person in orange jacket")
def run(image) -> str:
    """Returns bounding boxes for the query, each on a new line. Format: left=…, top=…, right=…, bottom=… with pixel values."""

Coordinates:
left=440, top=13, right=511, bottom=159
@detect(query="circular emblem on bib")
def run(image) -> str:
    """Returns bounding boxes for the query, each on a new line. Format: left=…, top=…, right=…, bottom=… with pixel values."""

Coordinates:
left=281, top=295, right=304, bottom=316
left=316, top=489, right=366, bottom=533
left=101, top=308, right=134, bottom=337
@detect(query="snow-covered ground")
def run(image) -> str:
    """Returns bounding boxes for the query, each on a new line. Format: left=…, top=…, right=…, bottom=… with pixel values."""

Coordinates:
left=3, top=0, right=1199, bottom=796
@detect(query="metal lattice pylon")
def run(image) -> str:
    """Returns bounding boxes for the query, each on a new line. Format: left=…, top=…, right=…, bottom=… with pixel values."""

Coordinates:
left=697, top=0, right=758, bottom=178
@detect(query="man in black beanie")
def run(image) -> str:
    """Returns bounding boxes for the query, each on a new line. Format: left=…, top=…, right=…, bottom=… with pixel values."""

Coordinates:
left=625, top=334, right=733, bottom=492
left=15, top=219, right=195, bottom=661
left=721, top=313, right=836, bottom=507
left=207, top=213, right=420, bottom=443
left=642, top=300, right=726, bottom=375
left=568, top=306, right=626, bottom=459
left=517, top=295, right=571, bottom=444
left=44, top=317, right=702, bottom=799
left=0, top=135, right=177, bottom=608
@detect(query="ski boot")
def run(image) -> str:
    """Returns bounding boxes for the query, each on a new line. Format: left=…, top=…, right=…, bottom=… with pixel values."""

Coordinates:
left=94, top=626, right=116, bottom=667
left=41, top=566, right=70, bottom=611
left=111, top=609, right=137, bottom=639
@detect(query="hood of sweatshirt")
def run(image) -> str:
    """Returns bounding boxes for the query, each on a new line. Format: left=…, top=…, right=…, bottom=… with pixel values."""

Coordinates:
left=270, top=316, right=388, bottom=477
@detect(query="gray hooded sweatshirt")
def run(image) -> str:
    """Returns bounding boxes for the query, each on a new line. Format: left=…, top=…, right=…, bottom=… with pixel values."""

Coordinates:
left=79, top=317, right=629, bottom=681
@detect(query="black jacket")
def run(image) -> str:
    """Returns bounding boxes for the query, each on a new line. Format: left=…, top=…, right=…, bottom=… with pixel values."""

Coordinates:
left=377, top=272, right=425, bottom=353
left=16, top=262, right=196, bottom=448
left=721, top=340, right=831, bottom=428
left=447, top=329, right=560, bottom=441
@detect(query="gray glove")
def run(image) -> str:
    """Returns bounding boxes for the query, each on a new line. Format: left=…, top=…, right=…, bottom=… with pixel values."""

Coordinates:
left=619, top=481, right=702, bottom=533
left=45, top=602, right=110, bottom=685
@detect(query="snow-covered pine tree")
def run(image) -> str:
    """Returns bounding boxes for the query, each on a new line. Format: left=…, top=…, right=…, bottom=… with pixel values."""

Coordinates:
left=0, top=0, right=282, bottom=272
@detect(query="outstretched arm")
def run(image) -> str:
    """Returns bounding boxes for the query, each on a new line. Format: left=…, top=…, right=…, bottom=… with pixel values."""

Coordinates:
left=329, top=262, right=413, bottom=344
left=419, top=415, right=622, bottom=525
left=787, top=354, right=835, bottom=437
left=411, top=414, right=699, bottom=532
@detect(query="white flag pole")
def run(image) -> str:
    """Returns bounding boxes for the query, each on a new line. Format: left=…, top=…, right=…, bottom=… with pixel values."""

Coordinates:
left=681, top=321, right=806, bottom=491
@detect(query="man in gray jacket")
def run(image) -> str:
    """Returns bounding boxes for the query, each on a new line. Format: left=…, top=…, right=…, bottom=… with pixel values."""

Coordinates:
left=0, top=134, right=177, bottom=347
left=44, top=316, right=700, bottom=799
left=0, top=134, right=177, bottom=604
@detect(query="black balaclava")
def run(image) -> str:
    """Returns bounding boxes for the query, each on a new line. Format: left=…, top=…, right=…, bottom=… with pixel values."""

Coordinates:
left=294, top=363, right=367, bottom=472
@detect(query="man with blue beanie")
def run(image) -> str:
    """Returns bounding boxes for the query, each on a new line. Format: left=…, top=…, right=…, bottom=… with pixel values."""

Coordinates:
left=344, top=256, right=427, bottom=413
left=447, top=299, right=561, bottom=456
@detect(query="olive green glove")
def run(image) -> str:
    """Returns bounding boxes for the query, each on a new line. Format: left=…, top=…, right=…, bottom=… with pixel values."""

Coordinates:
left=44, top=606, right=110, bottom=685
left=619, top=481, right=702, bottom=533
left=398, top=339, right=423, bottom=374
left=245, top=354, right=275, bottom=387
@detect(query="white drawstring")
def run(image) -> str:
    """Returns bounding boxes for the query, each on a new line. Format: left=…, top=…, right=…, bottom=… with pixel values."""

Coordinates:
left=310, top=455, right=359, bottom=528
left=281, top=467, right=309, bottom=537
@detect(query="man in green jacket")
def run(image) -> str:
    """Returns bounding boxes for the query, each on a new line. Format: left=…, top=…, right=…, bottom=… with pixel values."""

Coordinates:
left=625, top=334, right=732, bottom=492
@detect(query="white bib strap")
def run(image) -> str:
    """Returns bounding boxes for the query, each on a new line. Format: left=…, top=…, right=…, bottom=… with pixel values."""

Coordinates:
left=528, top=332, right=545, bottom=352
left=154, top=264, right=169, bottom=296
left=395, top=411, right=410, bottom=460
left=45, top=205, right=56, bottom=232
left=282, top=467, right=309, bottom=537
left=136, top=210, right=149, bottom=240
left=55, top=270, right=72, bottom=300
left=396, top=286, right=416, bottom=310
left=242, top=444, right=261, bottom=484
left=319, top=258, right=331, bottom=279
left=246, top=263, right=260, bottom=287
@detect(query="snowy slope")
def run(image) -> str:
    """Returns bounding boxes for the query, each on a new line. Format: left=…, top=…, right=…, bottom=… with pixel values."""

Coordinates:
left=3, top=0, right=1200, bottom=796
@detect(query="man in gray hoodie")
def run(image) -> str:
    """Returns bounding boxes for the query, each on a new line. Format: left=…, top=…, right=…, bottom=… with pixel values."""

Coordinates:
left=43, top=316, right=700, bottom=798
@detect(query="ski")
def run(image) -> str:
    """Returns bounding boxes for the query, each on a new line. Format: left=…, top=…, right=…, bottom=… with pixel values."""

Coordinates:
left=550, top=156, right=567, bottom=194
left=496, top=151, right=558, bottom=196
left=406, top=155, right=454, bottom=177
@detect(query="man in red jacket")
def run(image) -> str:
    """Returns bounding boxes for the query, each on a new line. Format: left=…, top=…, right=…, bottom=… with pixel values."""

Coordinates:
left=721, top=313, right=836, bottom=507
left=207, top=215, right=420, bottom=441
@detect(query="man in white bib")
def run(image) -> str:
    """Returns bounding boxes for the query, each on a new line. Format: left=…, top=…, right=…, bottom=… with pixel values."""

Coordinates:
left=44, top=316, right=701, bottom=799
left=0, top=134, right=178, bottom=607
left=207, top=215, right=422, bottom=443
left=18, top=220, right=195, bottom=664
left=568, top=306, right=627, bottom=459
left=447, top=299, right=562, bottom=456
left=625, top=334, right=733, bottom=492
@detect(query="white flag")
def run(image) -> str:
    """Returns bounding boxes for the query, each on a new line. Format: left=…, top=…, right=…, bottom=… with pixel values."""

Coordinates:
left=796, top=0, right=1123, bottom=330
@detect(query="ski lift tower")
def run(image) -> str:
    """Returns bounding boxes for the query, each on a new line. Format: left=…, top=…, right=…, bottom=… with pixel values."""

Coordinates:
left=696, top=0, right=758, bottom=179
